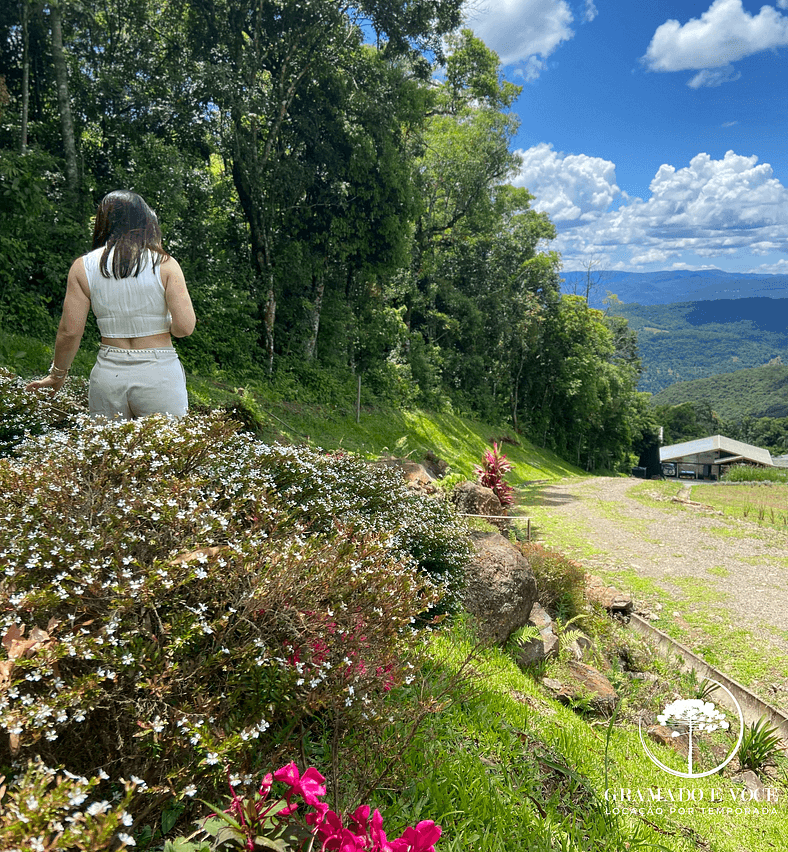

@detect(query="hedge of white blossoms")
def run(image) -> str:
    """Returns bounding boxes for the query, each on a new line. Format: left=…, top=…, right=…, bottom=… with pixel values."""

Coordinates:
left=0, top=411, right=472, bottom=840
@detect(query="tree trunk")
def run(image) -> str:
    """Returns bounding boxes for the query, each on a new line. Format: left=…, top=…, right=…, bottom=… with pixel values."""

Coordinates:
left=303, top=271, right=325, bottom=361
left=21, top=0, right=30, bottom=153
left=263, top=279, right=276, bottom=374
left=49, top=1, right=78, bottom=197
left=231, top=128, right=278, bottom=373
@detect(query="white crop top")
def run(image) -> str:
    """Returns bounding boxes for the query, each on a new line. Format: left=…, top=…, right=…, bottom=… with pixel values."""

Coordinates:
left=83, top=246, right=172, bottom=338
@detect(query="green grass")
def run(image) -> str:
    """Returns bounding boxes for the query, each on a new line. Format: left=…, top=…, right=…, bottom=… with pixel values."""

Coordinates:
left=385, top=623, right=788, bottom=852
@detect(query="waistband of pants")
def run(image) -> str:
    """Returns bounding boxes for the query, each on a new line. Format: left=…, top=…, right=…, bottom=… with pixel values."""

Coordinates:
left=98, top=344, right=177, bottom=356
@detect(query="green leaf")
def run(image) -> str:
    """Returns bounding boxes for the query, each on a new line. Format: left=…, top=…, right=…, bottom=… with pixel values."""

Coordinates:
left=162, top=800, right=186, bottom=835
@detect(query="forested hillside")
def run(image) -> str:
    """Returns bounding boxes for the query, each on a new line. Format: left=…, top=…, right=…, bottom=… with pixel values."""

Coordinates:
left=0, top=1, right=654, bottom=471
left=607, top=298, right=788, bottom=394
left=652, top=362, right=788, bottom=425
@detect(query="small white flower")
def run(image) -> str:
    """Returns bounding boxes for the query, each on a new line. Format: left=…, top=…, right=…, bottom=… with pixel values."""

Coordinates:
left=87, top=800, right=110, bottom=816
left=117, top=831, right=136, bottom=847
left=183, top=785, right=197, bottom=797
left=205, top=753, right=219, bottom=766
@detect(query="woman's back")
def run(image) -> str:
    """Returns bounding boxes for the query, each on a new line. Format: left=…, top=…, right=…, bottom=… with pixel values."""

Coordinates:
left=83, top=246, right=172, bottom=340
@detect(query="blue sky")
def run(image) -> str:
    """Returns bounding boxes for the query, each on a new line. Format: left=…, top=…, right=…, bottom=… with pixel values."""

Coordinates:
left=462, top=0, right=788, bottom=273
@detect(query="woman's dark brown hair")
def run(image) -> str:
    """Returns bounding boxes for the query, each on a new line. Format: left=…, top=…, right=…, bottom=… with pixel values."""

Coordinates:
left=92, top=190, right=168, bottom=279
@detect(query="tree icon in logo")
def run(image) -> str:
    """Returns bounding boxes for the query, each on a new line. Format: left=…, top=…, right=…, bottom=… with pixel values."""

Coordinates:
left=638, top=679, right=744, bottom=779
left=657, top=698, right=729, bottom=776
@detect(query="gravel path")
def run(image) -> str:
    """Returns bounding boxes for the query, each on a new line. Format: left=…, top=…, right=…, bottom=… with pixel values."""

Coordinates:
left=532, top=477, right=788, bottom=698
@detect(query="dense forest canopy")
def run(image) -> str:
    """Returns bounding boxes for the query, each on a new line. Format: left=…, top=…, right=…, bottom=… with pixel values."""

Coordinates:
left=0, top=0, right=655, bottom=471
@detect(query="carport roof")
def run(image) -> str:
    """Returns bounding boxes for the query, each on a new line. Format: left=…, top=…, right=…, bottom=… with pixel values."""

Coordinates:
left=659, top=435, right=773, bottom=467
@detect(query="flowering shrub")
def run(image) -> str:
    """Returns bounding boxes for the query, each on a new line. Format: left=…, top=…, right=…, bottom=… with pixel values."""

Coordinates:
left=0, top=412, right=469, bottom=816
left=473, top=443, right=514, bottom=508
left=0, top=759, right=138, bottom=852
left=0, top=368, right=87, bottom=457
left=258, top=446, right=471, bottom=608
left=166, top=762, right=440, bottom=852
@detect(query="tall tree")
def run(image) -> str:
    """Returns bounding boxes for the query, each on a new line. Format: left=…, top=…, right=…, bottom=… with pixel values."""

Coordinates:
left=184, top=0, right=462, bottom=372
left=48, top=0, right=78, bottom=199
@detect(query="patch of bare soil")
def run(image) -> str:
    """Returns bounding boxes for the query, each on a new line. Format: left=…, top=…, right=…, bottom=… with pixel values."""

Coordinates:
left=533, top=476, right=788, bottom=702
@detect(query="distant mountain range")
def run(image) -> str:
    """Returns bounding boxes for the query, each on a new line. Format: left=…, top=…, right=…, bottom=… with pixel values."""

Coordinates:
left=605, top=297, right=788, bottom=395
left=558, top=270, right=788, bottom=402
left=561, top=269, right=788, bottom=308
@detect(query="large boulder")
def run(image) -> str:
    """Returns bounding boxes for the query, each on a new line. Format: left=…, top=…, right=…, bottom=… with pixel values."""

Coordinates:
left=463, top=531, right=538, bottom=645
left=451, top=481, right=508, bottom=531
left=374, top=458, right=439, bottom=494
left=451, top=481, right=503, bottom=517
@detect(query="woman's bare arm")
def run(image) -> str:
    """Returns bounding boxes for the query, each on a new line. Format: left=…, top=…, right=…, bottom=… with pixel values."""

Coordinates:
left=161, top=256, right=196, bottom=338
left=26, top=258, right=90, bottom=393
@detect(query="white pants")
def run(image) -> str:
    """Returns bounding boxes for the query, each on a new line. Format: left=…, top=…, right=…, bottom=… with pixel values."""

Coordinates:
left=89, top=345, right=188, bottom=420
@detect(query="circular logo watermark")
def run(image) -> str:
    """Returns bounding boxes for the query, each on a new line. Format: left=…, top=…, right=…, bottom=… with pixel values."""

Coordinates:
left=638, top=679, right=744, bottom=779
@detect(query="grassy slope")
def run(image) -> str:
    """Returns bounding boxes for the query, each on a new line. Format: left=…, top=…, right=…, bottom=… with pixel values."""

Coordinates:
left=186, top=376, right=580, bottom=485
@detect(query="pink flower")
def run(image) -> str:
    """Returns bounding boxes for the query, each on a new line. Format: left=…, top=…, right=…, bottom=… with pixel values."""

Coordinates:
left=313, top=809, right=345, bottom=846
left=322, top=828, right=366, bottom=851
left=259, top=773, right=273, bottom=797
left=397, top=820, right=442, bottom=852
left=273, top=762, right=327, bottom=807
left=305, top=800, right=331, bottom=830
left=347, top=803, right=370, bottom=836
left=369, top=809, right=408, bottom=852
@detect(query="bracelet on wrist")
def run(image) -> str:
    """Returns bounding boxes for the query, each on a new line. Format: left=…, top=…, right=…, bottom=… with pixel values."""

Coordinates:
left=48, top=362, right=69, bottom=378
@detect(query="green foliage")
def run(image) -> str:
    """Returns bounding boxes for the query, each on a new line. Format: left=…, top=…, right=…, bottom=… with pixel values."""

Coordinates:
left=652, top=400, right=726, bottom=445
left=608, top=298, right=788, bottom=395
left=0, top=0, right=647, bottom=476
left=518, top=543, right=585, bottom=621
left=721, top=464, right=788, bottom=483
left=737, top=717, right=784, bottom=775
left=0, top=412, right=462, bottom=811
left=650, top=364, right=788, bottom=436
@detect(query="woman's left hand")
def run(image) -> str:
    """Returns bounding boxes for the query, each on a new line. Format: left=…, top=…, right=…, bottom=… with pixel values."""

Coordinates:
left=26, top=375, right=67, bottom=394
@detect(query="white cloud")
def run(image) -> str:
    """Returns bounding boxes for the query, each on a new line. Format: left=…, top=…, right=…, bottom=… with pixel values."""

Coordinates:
left=513, top=143, right=622, bottom=222
left=583, top=1, right=598, bottom=23
left=517, top=147, right=788, bottom=269
left=643, top=0, right=788, bottom=86
left=465, top=0, right=574, bottom=70
left=688, top=66, right=741, bottom=88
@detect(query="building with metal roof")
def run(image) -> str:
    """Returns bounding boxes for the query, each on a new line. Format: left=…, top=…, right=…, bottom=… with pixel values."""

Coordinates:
left=659, top=435, right=773, bottom=480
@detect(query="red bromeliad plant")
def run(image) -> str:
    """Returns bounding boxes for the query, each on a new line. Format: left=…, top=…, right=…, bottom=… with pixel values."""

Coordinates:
left=175, top=762, right=441, bottom=852
left=474, top=443, right=514, bottom=508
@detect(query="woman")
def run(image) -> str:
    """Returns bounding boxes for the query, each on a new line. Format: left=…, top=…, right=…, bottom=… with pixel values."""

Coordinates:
left=27, top=190, right=196, bottom=419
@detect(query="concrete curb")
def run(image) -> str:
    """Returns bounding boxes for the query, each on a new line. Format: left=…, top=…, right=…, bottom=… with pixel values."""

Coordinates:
left=627, top=612, right=788, bottom=743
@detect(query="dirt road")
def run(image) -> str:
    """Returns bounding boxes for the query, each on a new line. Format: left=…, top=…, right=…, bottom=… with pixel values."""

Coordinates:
left=530, top=476, right=788, bottom=702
